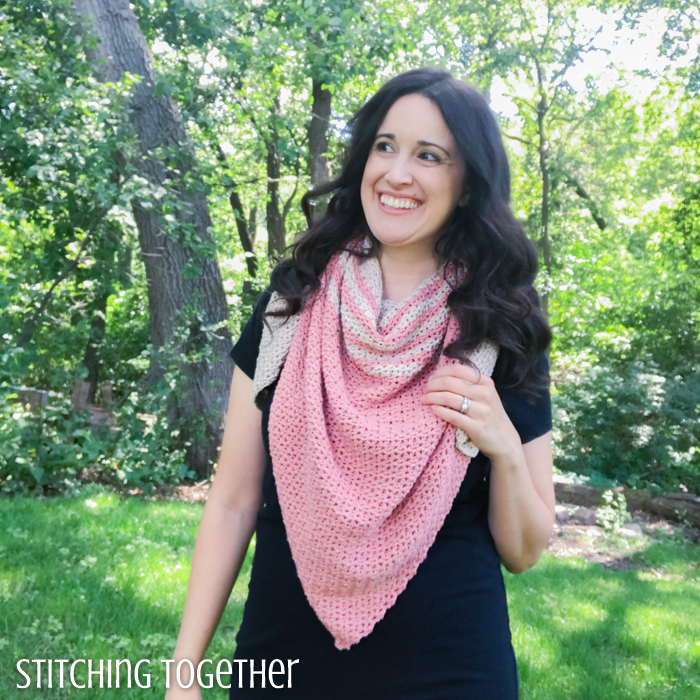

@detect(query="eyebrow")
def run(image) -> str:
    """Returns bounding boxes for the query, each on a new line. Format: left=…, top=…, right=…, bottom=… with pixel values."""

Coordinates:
left=374, top=133, right=452, bottom=158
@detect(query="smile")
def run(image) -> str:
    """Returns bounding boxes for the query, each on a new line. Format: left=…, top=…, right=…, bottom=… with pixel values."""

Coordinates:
left=379, top=194, right=420, bottom=210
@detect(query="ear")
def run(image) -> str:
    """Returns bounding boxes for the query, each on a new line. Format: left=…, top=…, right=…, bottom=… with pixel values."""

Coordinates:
left=458, top=190, right=470, bottom=207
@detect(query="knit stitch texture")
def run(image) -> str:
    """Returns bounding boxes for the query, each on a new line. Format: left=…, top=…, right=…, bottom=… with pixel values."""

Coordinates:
left=256, top=241, right=499, bottom=650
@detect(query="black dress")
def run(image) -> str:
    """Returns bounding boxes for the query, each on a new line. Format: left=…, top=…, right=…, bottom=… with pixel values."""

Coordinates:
left=228, top=287, right=552, bottom=699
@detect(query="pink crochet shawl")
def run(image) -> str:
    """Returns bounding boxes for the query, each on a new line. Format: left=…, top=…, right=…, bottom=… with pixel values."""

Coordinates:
left=256, top=241, right=499, bottom=650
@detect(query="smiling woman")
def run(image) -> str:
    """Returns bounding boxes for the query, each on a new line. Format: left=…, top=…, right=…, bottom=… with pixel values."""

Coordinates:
left=167, top=68, right=554, bottom=700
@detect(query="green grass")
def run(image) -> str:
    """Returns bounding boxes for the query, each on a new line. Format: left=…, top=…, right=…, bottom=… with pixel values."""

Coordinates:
left=1, top=486, right=699, bottom=698
left=0, top=486, right=251, bottom=698
left=506, top=541, right=700, bottom=700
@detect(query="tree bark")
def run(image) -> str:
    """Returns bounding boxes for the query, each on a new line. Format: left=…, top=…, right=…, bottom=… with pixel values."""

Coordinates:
left=304, top=78, right=332, bottom=226
left=308, top=78, right=331, bottom=187
left=266, top=96, right=286, bottom=259
left=554, top=482, right=700, bottom=529
left=73, top=0, right=233, bottom=478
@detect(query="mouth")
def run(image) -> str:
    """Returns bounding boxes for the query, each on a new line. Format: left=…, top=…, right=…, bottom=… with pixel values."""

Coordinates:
left=378, top=193, right=422, bottom=214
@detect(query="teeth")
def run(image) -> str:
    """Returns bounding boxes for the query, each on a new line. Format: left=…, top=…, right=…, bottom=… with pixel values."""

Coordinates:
left=380, top=194, right=419, bottom=210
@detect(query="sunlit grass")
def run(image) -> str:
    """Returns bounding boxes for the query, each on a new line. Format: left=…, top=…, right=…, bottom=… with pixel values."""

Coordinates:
left=0, top=486, right=252, bottom=698
left=507, top=538, right=700, bottom=699
left=1, top=486, right=698, bottom=698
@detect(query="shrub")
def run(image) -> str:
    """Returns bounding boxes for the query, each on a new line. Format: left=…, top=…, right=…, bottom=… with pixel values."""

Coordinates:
left=553, top=356, right=700, bottom=493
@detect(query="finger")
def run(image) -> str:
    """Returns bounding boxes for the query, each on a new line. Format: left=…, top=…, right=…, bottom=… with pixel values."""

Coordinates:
left=429, top=363, right=489, bottom=386
left=421, top=391, right=466, bottom=413
left=424, top=375, right=480, bottom=398
left=430, top=403, right=478, bottom=431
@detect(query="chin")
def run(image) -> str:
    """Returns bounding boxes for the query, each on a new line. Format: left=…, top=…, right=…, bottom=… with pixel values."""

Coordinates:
left=373, top=225, right=431, bottom=245
left=369, top=231, right=414, bottom=247
left=366, top=222, right=416, bottom=244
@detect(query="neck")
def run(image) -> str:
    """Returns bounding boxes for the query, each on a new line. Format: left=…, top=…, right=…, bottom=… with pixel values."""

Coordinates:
left=377, top=241, right=440, bottom=302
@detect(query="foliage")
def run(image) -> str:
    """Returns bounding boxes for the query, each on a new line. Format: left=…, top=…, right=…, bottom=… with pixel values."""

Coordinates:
left=0, top=348, right=191, bottom=496
left=597, top=488, right=630, bottom=532
left=552, top=357, right=700, bottom=493
left=0, top=0, right=699, bottom=492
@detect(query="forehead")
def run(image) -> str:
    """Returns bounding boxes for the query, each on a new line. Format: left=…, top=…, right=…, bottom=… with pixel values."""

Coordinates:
left=377, top=94, right=455, bottom=146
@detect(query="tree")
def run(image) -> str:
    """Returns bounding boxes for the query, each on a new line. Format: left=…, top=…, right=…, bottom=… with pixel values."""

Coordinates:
left=72, top=0, right=233, bottom=477
left=432, top=0, right=636, bottom=318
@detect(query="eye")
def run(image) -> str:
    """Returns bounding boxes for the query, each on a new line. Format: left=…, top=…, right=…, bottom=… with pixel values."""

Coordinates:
left=419, top=151, right=441, bottom=164
left=374, top=140, right=394, bottom=153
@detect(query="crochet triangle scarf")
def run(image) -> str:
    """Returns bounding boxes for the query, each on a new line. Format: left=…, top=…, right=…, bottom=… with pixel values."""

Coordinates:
left=253, top=239, right=499, bottom=650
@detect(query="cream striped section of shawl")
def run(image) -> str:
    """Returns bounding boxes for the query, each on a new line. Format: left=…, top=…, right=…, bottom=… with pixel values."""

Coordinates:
left=455, top=338, right=499, bottom=457
left=332, top=273, right=451, bottom=354
left=252, top=291, right=300, bottom=404
left=349, top=255, right=451, bottom=336
left=329, top=276, right=448, bottom=351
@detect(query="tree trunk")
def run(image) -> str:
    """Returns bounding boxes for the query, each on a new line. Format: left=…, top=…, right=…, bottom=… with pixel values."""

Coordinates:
left=304, top=78, right=332, bottom=226
left=216, top=144, right=257, bottom=278
left=73, top=0, right=233, bottom=478
left=82, top=219, right=121, bottom=403
left=230, top=185, right=257, bottom=277
left=554, top=482, right=700, bottom=529
left=308, top=78, right=331, bottom=187
left=266, top=96, right=286, bottom=259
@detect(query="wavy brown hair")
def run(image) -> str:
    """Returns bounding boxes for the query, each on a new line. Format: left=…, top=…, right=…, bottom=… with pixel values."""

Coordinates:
left=268, top=67, right=552, bottom=400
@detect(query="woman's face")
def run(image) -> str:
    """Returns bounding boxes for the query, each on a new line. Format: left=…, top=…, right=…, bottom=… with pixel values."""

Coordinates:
left=360, top=93, right=467, bottom=258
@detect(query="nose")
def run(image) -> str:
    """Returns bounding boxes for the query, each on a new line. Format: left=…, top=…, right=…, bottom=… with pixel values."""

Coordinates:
left=384, top=154, right=413, bottom=189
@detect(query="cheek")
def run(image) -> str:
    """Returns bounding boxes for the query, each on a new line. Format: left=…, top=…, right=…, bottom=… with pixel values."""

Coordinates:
left=425, top=173, right=457, bottom=209
left=439, top=170, right=465, bottom=208
left=362, top=154, right=384, bottom=188
left=361, top=159, right=381, bottom=205
left=360, top=178, right=372, bottom=213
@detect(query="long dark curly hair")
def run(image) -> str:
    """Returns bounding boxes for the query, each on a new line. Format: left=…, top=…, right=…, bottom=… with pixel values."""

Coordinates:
left=268, top=67, right=552, bottom=400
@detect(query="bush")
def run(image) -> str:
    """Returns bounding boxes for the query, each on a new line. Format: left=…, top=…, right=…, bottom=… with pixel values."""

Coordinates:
left=553, top=356, right=700, bottom=493
left=0, top=354, right=192, bottom=496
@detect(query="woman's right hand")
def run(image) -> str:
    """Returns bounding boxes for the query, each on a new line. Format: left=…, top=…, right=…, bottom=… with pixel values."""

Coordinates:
left=164, top=366, right=266, bottom=700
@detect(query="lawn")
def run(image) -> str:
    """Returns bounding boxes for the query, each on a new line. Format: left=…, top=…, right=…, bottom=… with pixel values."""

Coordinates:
left=1, top=487, right=698, bottom=698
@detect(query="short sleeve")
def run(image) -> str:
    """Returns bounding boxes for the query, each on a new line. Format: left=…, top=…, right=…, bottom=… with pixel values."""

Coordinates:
left=496, top=352, right=552, bottom=444
left=230, top=287, right=273, bottom=380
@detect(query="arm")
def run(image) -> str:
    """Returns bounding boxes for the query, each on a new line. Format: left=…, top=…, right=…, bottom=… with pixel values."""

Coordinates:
left=422, top=364, right=555, bottom=575
left=165, top=366, right=267, bottom=697
left=487, top=432, right=555, bottom=573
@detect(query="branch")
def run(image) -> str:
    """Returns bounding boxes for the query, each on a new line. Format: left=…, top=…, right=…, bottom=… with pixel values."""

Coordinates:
left=17, top=203, right=113, bottom=346
left=282, top=161, right=301, bottom=224
left=551, top=25, right=603, bottom=88
left=503, top=132, right=534, bottom=146
left=564, top=175, right=606, bottom=230
left=511, top=94, right=539, bottom=114
left=216, top=144, right=257, bottom=278
left=540, top=0, right=553, bottom=53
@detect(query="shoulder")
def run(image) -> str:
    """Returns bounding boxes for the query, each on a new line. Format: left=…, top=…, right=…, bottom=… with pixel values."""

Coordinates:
left=494, top=351, right=552, bottom=445
left=229, top=285, right=274, bottom=380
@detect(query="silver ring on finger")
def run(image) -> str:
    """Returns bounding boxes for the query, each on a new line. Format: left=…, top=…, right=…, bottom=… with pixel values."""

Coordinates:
left=459, top=395, right=471, bottom=415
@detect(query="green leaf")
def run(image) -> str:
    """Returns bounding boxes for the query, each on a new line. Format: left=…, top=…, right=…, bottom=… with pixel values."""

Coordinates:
left=152, top=82, right=177, bottom=98
left=182, top=260, right=203, bottom=279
